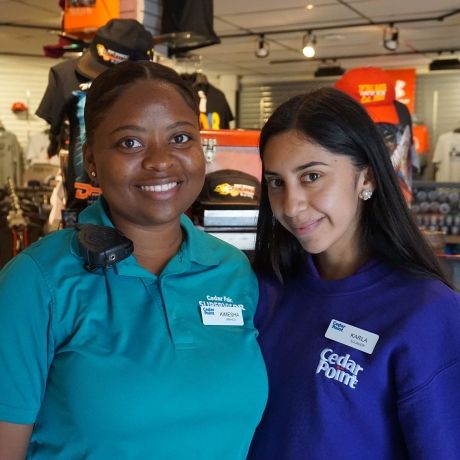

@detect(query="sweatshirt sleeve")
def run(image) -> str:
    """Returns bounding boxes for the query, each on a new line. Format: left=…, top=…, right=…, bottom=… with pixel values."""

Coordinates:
left=397, top=358, right=460, bottom=458
left=0, top=252, right=55, bottom=424
left=396, top=286, right=460, bottom=458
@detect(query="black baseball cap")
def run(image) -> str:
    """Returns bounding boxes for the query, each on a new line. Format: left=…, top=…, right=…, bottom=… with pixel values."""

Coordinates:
left=77, top=19, right=153, bottom=79
left=197, top=169, right=261, bottom=207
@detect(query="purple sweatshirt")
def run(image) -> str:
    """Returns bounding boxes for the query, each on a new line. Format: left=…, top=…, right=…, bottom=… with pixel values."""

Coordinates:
left=248, top=258, right=460, bottom=459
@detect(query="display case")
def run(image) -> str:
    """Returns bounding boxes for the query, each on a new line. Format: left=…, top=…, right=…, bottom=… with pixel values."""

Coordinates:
left=197, top=130, right=261, bottom=252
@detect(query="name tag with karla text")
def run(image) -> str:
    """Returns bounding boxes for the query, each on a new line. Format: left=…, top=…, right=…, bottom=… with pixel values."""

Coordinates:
left=200, top=306, right=244, bottom=326
left=325, top=319, right=379, bottom=354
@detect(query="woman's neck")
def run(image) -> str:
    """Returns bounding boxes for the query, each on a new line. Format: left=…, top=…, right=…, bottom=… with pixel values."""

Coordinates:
left=313, top=249, right=370, bottom=280
left=115, top=220, right=184, bottom=275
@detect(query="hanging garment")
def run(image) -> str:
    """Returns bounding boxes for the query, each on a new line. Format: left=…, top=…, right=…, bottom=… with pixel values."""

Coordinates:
left=198, top=83, right=234, bottom=130
left=25, top=130, right=59, bottom=166
left=0, top=124, right=24, bottom=187
left=180, top=74, right=234, bottom=129
left=433, top=131, right=460, bottom=182
left=36, top=58, right=93, bottom=210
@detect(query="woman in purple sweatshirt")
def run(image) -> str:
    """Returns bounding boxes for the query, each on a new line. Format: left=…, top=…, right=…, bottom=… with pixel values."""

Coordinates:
left=248, top=87, right=460, bottom=460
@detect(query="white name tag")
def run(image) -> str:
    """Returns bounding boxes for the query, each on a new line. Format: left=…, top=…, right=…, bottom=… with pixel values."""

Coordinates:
left=200, top=306, right=244, bottom=326
left=325, top=319, right=379, bottom=354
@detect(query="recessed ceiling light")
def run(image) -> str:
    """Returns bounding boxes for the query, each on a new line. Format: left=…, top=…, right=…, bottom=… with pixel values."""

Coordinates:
left=305, top=4, right=314, bottom=10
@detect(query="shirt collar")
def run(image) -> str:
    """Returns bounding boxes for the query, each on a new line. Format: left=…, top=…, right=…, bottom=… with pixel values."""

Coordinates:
left=71, top=198, right=221, bottom=277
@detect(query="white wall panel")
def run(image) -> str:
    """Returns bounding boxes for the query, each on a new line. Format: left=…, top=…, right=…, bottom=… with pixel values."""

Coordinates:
left=0, top=55, right=61, bottom=150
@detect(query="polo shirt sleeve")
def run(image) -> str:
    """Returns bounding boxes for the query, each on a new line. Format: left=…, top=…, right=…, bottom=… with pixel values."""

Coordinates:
left=0, top=252, right=54, bottom=424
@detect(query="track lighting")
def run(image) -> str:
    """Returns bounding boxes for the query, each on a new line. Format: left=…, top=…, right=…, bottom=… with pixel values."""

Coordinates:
left=314, top=64, right=345, bottom=78
left=255, top=34, right=269, bottom=58
left=429, top=58, right=460, bottom=71
left=302, top=32, right=316, bottom=58
left=383, top=24, right=399, bottom=51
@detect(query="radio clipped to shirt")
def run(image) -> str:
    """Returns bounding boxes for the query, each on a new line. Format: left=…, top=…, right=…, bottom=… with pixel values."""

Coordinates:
left=76, top=224, right=134, bottom=273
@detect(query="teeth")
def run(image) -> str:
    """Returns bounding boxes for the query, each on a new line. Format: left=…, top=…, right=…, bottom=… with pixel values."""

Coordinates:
left=140, top=182, right=177, bottom=192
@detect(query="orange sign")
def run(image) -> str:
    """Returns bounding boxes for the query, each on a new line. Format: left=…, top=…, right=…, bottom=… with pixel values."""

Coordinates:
left=63, top=0, right=119, bottom=37
left=412, top=124, right=430, bottom=154
left=387, top=68, right=416, bottom=114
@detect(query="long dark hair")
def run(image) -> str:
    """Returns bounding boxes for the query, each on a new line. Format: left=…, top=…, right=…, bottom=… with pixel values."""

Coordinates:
left=84, top=60, right=199, bottom=144
left=254, top=87, right=453, bottom=288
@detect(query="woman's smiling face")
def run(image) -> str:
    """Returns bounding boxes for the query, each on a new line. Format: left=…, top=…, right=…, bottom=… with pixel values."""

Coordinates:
left=263, top=129, right=369, bottom=263
left=84, top=79, right=205, bottom=231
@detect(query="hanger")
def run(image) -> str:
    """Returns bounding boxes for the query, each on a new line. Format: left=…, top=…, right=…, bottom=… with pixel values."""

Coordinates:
left=193, top=71, right=208, bottom=89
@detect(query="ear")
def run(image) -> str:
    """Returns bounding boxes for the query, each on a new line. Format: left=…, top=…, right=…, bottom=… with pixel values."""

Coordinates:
left=360, top=166, right=376, bottom=191
left=83, top=143, right=96, bottom=176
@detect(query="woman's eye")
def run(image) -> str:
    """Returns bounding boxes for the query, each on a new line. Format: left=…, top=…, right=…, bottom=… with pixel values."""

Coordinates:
left=171, top=133, right=191, bottom=144
left=119, top=138, right=142, bottom=149
left=303, top=172, right=321, bottom=182
left=267, top=178, right=283, bottom=189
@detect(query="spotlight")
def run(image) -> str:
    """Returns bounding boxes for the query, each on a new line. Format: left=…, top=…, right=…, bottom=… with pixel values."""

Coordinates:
left=302, top=32, right=316, bottom=58
left=383, top=24, right=399, bottom=51
left=255, top=34, right=269, bottom=58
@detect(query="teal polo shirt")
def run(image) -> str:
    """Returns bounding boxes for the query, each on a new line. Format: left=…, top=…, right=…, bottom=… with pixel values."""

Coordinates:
left=0, top=199, right=267, bottom=459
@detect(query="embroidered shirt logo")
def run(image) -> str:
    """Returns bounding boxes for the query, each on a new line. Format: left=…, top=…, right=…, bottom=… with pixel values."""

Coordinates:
left=213, top=183, right=256, bottom=199
left=316, top=348, right=364, bottom=389
left=95, top=43, right=129, bottom=64
left=198, top=294, right=245, bottom=310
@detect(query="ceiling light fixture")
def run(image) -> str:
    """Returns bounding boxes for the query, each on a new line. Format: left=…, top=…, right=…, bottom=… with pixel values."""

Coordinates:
left=383, top=23, right=399, bottom=51
left=302, top=32, right=316, bottom=58
left=314, top=64, right=345, bottom=78
left=429, top=58, right=460, bottom=71
left=255, top=33, right=270, bottom=58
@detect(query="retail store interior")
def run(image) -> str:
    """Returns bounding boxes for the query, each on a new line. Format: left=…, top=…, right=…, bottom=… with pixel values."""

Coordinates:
left=1, top=0, right=460, bottom=283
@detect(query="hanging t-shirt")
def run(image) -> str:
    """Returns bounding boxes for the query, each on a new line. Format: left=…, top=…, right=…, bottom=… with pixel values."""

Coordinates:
left=36, top=58, right=94, bottom=210
left=0, top=126, right=24, bottom=187
left=25, top=131, right=59, bottom=166
left=181, top=75, right=234, bottom=130
left=198, top=83, right=234, bottom=130
left=433, top=131, right=460, bottom=182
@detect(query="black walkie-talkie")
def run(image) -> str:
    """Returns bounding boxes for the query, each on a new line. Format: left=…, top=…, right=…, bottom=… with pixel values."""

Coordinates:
left=76, top=224, right=134, bottom=272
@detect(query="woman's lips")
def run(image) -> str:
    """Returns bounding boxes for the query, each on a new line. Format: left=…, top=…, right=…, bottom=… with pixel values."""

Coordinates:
left=290, top=217, right=324, bottom=237
left=136, top=181, right=180, bottom=200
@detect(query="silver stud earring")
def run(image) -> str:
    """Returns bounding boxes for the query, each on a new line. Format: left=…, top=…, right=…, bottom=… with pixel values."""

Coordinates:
left=360, top=190, right=373, bottom=201
left=90, top=171, right=96, bottom=177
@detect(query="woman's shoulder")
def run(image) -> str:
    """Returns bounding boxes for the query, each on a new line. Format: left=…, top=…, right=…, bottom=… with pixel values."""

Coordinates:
left=2, top=228, right=80, bottom=280
left=388, top=266, right=460, bottom=308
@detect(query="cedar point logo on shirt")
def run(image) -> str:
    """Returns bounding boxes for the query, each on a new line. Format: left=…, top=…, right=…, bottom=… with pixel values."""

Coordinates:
left=316, top=348, right=364, bottom=389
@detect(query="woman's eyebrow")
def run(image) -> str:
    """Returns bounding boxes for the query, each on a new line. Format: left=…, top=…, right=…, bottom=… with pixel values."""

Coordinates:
left=264, top=161, right=328, bottom=175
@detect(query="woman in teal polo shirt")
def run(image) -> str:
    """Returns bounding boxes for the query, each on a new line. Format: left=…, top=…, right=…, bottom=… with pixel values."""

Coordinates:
left=0, top=61, right=267, bottom=459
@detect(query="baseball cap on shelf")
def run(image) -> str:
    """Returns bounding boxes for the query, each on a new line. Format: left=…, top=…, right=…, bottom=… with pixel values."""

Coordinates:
left=334, top=67, right=399, bottom=124
left=76, top=19, right=153, bottom=80
left=197, top=169, right=261, bottom=207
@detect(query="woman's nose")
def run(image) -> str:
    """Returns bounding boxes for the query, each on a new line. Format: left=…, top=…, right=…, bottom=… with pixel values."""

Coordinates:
left=141, top=144, right=174, bottom=171
left=283, top=186, right=307, bottom=218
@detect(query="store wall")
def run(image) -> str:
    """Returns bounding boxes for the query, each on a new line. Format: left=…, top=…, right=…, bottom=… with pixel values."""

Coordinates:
left=415, top=72, right=460, bottom=150
left=0, top=55, right=55, bottom=150
left=238, top=72, right=460, bottom=154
